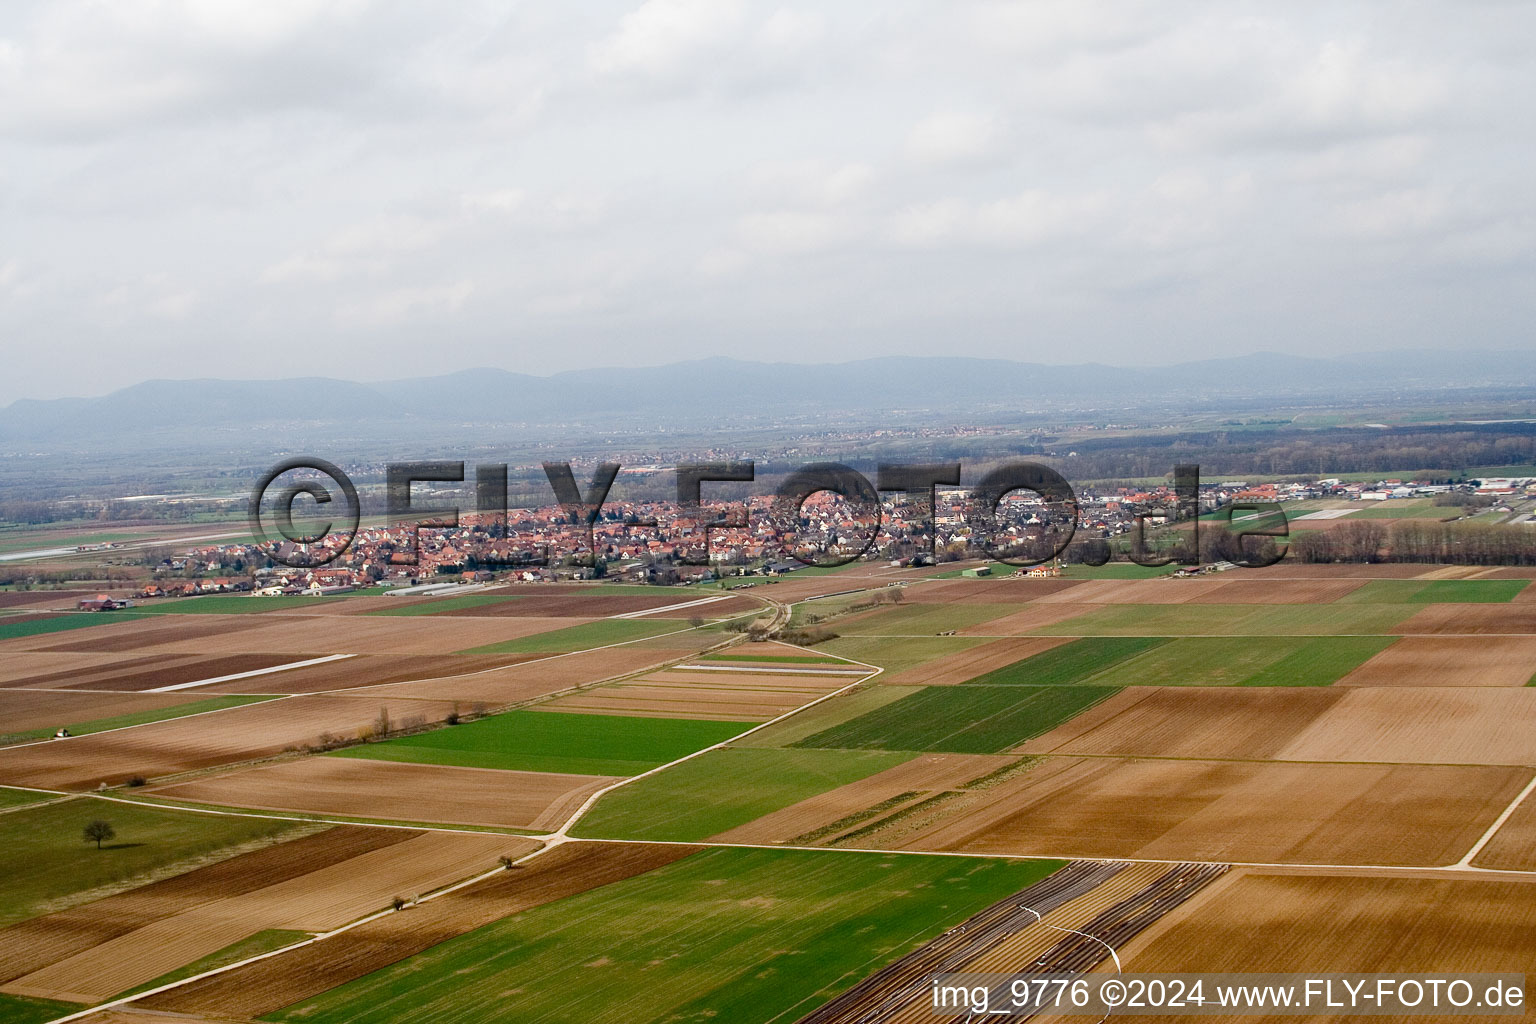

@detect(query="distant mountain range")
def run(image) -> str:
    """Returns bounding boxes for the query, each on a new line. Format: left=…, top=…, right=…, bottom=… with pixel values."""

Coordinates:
left=4, top=350, right=1536, bottom=446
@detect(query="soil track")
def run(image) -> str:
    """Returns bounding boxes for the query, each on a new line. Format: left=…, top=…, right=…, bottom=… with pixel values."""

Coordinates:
left=878, top=636, right=1073, bottom=685
left=150, top=757, right=619, bottom=829
left=139, top=841, right=700, bottom=1019
left=0, top=825, right=408, bottom=985
left=889, top=756, right=1529, bottom=866
left=1337, top=635, right=1536, bottom=687
left=3, top=830, right=533, bottom=1004
left=0, top=694, right=462, bottom=789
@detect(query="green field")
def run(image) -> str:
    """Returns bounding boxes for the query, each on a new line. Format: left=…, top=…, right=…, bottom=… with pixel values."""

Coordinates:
left=969, top=636, right=1397, bottom=687
left=1338, top=579, right=1530, bottom=604
left=0, top=994, right=81, bottom=1024
left=332, top=710, right=745, bottom=776
left=0, top=787, right=54, bottom=810
left=366, top=594, right=523, bottom=617
left=0, top=611, right=151, bottom=641
left=1031, top=603, right=1415, bottom=636
left=732, top=686, right=922, bottom=749
left=835, top=603, right=1016, bottom=636
left=794, top=685, right=1119, bottom=753
left=1347, top=500, right=1444, bottom=519
left=572, top=747, right=909, bottom=841
left=1061, top=562, right=1177, bottom=579
left=0, top=694, right=281, bottom=747
left=1, top=799, right=307, bottom=926
left=967, top=637, right=1169, bottom=684
left=461, top=618, right=683, bottom=654
left=267, top=846, right=1062, bottom=1024
left=816, top=635, right=988, bottom=674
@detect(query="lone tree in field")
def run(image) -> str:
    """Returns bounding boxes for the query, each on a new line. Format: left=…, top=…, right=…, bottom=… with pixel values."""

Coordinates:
left=82, top=819, right=115, bottom=849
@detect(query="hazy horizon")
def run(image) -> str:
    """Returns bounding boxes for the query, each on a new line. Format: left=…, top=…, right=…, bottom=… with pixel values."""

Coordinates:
left=3, top=1, right=1534, bottom=406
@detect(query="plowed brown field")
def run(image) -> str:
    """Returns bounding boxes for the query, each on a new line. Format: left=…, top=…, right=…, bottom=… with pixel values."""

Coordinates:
left=887, top=756, right=1528, bottom=866
left=1189, top=578, right=1369, bottom=604
left=1115, top=871, right=1536, bottom=1024
left=0, top=825, right=408, bottom=984
left=17, top=616, right=268, bottom=654
left=878, top=636, right=1073, bottom=685
left=138, top=841, right=699, bottom=1018
left=3, top=830, right=533, bottom=1004
left=149, top=757, right=617, bottom=829
left=534, top=666, right=849, bottom=720
left=186, top=654, right=550, bottom=694
left=348, top=646, right=701, bottom=703
left=0, top=689, right=224, bottom=738
left=0, top=694, right=461, bottom=789
left=1394, top=604, right=1536, bottom=634
left=1337, top=636, right=1536, bottom=687
left=904, top=578, right=1085, bottom=603
left=1275, top=687, right=1536, bottom=765
left=1, top=653, right=299, bottom=692
left=95, top=614, right=590, bottom=656
left=1471, top=789, right=1536, bottom=871
left=956, top=603, right=1095, bottom=635
left=1021, top=686, right=1344, bottom=760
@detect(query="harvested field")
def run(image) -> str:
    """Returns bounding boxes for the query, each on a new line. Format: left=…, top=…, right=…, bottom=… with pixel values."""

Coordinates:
left=184, top=653, right=550, bottom=694
left=903, top=578, right=1086, bottom=603
left=709, top=752, right=1017, bottom=844
left=3, top=830, right=533, bottom=1004
left=0, top=653, right=300, bottom=692
left=1187, top=578, right=1369, bottom=604
left=1471, top=787, right=1536, bottom=870
left=150, top=756, right=614, bottom=829
left=889, top=756, right=1528, bottom=865
left=138, top=841, right=700, bottom=1019
left=1337, top=636, right=1536, bottom=687
left=0, top=694, right=462, bottom=789
left=1034, top=577, right=1237, bottom=605
left=1275, top=687, right=1536, bottom=765
left=347, top=645, right=702, bottom=703
left=0, top=826, right=408, bottom=985
left=0, top=689, right=230, bottom=738
left=876, top=637, right=1074, bottom=685
left=955, top=603, right=1097, bottom=635
left=1116, top=871, right=1536, bottom=1006
left=1393, top=603, right=1536, bottom=634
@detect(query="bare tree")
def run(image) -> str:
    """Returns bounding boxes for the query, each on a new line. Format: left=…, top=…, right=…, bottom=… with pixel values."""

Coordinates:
left=83, top=819, right=115, bottom=849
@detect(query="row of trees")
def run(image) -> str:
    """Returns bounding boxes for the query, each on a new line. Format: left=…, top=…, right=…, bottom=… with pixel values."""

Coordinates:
left=1291, top=520, right=1536, bottom=565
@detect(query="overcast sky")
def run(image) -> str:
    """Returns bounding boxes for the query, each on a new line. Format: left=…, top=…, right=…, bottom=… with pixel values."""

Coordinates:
left=2, top=0, right=1533, bottom=405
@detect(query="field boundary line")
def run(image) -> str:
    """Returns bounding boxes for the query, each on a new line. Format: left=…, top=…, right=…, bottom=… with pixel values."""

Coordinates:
left=1455, top=769, right=1536, bottom=867
left=609, top=593, right=732, bottom=618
